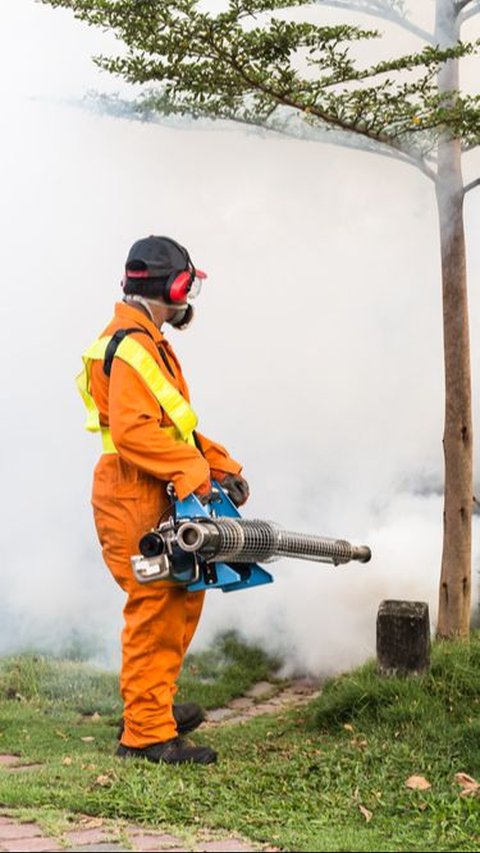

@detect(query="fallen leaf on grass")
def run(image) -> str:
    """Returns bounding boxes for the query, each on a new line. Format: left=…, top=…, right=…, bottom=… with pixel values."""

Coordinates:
left=73, top=815, right=104, bottom=829
left=62, top=757, right=72, bottom=766
left=455, top=772, right=480, bottom=797
left=94, top=774, right=114, bottom=788
left=92, top=770, right=116, bottom=788
left=405, top=775, right=431, bottom=791
left=343, top=723, right=354, bottom=732
left=80, top=736, right=95, bottom=743
left=358, top=805, right=373, bottom=822
left=77, top=817, right=104, bottom=829
left=55, top=730, right=69, bottom=741
left=86, top=712, right=102, bottom=723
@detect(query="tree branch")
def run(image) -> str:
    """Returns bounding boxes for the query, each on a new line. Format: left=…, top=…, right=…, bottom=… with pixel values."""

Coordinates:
left=213, top=41, right=439, bottom=180
left=185, top=36, right=436, bottom=181
left=218, top=108, right=437, bottom=180
left=314, top=0, right=434, bottom=43
left=82, top=86, right=437, bottom=182
left=459, top=1, right=480, bottom=22
left=464, top=176, right=480, bottom=193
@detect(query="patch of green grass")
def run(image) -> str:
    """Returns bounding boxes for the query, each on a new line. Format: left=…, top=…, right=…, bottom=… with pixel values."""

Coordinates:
left=0, top=655, right=121, bottom=716
left=0, top=630, right=279, bottom=717
left=1, top=633, right=480, bottom=852
left=309, top=635, right=480, bottom=774
left=311, top=635, right=480, bottom=729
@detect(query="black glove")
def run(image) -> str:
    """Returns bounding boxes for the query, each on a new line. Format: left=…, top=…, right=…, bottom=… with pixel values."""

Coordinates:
left=220, top=474, right=250, bottom=507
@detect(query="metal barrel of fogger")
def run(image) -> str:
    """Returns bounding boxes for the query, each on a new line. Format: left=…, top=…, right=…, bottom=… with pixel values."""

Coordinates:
left=176, top=518, right=371, bottom=566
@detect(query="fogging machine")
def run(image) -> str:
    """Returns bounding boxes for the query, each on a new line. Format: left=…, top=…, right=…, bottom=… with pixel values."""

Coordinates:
left=131, top=482, right=371, bottom=592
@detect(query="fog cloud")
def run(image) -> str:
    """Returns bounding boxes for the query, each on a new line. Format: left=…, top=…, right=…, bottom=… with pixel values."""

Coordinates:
left=1, top=0, right=479, bottom=675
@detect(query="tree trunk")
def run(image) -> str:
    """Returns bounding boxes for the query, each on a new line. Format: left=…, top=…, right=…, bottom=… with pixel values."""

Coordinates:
left=435, top=0, right=472, bottom=637
left=436, top=142, right=472, bottom=637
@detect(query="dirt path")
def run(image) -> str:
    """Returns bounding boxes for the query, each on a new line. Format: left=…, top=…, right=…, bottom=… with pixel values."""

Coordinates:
left=0, top=678, right=321, bottom=852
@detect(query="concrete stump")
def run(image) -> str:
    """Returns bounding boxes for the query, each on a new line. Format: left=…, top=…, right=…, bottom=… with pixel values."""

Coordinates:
left=376, top=599, right=430, bottom=676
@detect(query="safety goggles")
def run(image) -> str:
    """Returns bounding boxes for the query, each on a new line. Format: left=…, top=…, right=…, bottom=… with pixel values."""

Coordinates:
left=188, top=273, right=205, bottom=300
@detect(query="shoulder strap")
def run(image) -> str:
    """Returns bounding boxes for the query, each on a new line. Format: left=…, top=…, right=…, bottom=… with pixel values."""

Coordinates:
left=103, top=327, right=153, bottom=377
left=77, top=328, right=198, bottom=444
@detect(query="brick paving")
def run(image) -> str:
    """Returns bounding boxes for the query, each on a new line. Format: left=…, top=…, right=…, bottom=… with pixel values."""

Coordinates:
left=0, top=679, right=317, bottom=853
left=0, top=814, right=267, bottom=852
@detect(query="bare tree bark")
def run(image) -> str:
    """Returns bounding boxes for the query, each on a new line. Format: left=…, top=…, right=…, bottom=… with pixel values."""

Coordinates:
left=435, top=0, right=472, bottom=636
left=436, top=140, right=472, bottom=636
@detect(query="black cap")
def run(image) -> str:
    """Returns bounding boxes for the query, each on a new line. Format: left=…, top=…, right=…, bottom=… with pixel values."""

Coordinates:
left=123, top=235, right=192, bottom=297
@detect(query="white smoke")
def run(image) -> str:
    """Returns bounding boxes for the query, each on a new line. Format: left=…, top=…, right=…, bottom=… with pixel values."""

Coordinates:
left=0, top=0, right=479, bottom=675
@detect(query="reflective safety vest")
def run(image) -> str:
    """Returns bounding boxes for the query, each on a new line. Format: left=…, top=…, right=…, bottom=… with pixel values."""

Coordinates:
left=76, top=333, right=198, bottom=454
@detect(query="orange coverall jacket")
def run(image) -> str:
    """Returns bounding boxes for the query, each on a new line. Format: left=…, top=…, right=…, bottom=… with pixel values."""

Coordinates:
left=90, top=302, right=242, bottom=746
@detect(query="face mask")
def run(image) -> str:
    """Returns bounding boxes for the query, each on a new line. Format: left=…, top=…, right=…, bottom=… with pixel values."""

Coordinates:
left=168, top=304, right=194, bottom=330
left=123, top=294, right=194, bottom=331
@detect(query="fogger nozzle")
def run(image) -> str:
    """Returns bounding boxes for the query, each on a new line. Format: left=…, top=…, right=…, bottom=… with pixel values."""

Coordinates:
left=349, top=545, right=372, bottom=563
left=176, top=518, right=371, bottom=566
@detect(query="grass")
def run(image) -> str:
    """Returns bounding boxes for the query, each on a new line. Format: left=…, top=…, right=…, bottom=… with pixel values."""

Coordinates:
left=0, top=630, right=280, bottom=715
left=0, top=631, right=479, bottom=851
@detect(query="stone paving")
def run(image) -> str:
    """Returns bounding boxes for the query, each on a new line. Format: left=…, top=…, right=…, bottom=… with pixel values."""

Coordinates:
left=0, top=814, right=275, bottom=852
left=204, top=679, right=320, bottom=727
left=0, top=678, right=320, bottom=853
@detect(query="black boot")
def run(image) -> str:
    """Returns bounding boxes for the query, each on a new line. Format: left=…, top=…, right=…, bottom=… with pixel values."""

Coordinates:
left=173, top=702, right=206, bottom=734
left=116, top=702, right=205, bottom=740
left=116, top=737, right=217, bottom=765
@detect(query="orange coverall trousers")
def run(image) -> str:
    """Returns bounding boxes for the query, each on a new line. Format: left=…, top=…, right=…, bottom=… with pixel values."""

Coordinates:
left=89, top=302, right=242, bottom=747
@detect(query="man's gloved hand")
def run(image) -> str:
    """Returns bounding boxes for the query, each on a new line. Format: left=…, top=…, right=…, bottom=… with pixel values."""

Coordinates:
left=220, top=473, right=250, bottom=507
left=194, top=479, right=213, bottom=505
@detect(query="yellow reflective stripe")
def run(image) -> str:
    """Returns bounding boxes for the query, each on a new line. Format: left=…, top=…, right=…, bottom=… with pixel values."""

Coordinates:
left=75, top=366, right=97, bottom=430
left=76, top=334, right=197, bottom=448
left=114, top=336, right=198, bottom=440
left=100, top=427, right=117, bottom=454
left=84, top=337, right=110, bottom=360
left=76, top=338, right=111, bottom=433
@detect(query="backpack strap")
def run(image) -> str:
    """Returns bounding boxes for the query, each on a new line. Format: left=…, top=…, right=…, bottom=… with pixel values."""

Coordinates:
left=103, top=327, right=153, bottom=377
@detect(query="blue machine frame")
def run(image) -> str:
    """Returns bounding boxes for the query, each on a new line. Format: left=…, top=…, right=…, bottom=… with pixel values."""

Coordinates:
left=173, top=481, right=274, bottom=593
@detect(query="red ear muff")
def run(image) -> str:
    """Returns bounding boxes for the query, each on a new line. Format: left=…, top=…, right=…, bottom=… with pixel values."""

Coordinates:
left=168, top=270, right=193, bottom=303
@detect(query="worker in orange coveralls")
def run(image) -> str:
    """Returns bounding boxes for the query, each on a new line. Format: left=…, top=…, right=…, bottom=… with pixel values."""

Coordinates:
left=77, top=235, right=249, bottom=764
